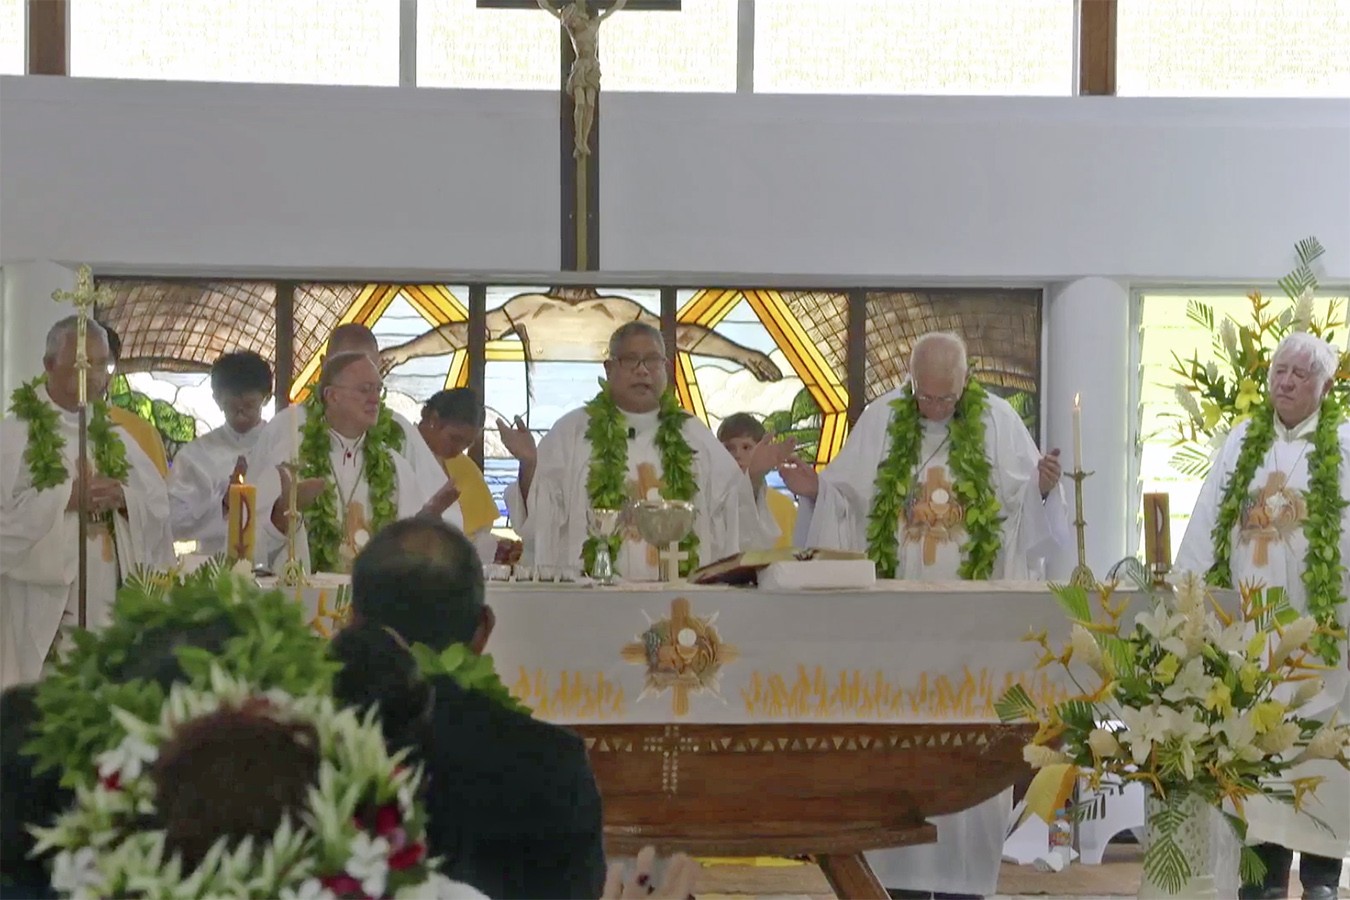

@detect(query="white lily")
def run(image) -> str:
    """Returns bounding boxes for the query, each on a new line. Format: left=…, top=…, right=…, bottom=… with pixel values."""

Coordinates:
left=1087, top=727, right=1122, bottom=759
left=1162, top=657, right=1212, bottom=704
left=1271, top=617, right=1317, bottom=667
left=346, top=831, right=391, bottom=899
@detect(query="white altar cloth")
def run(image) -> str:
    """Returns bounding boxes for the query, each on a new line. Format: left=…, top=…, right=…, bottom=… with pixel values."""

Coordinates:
left=262, top=578, right=1193, bottom=726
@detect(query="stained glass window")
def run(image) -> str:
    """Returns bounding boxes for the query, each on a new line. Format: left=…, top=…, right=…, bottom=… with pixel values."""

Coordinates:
left=754, top=0, right=1075, bottom=95
left=1135, top=289, right=1350, bottom=558
left=1118, top=0, right=1350, bottom=97
left=71, top=0, right=400, bottom=85
left=0, top=0, right=22, bottom=75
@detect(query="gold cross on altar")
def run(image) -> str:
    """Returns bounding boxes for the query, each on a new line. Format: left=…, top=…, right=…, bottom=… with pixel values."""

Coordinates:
left=476, top=0, right=681, bottom=270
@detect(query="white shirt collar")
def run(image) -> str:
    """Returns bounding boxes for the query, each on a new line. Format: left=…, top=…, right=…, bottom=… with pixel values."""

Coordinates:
left=1274, top=410, right=1319, bottom=442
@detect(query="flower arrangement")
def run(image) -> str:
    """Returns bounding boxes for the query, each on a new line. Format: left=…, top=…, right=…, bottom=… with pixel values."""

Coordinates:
left=997, top=574, right=1350, bottom=894
left=1164, top=236, right=1350, bottom=477
left=33, top=667, right=461, bottom=899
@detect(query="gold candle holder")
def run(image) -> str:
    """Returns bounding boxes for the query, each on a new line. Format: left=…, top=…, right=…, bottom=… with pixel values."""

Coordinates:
left=278, top=459, right=307, bottom=588
left=1068, top=468, right=1096, bottom=589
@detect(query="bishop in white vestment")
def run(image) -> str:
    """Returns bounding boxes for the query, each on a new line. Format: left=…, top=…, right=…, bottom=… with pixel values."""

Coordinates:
left=251, top=353, right=463, bottom=573
left=1176, top=334, right=1349, bottom=899
left=782, top=332, right=1070, bottom=898
left=168, top=350, right=273, bottom=555
left=0, top=319, right=174, bottom=688
left=515, top=323, right=774, bottom=580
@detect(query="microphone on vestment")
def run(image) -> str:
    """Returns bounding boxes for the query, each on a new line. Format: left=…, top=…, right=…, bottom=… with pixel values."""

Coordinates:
left=627, top=427, right=637, bottom=440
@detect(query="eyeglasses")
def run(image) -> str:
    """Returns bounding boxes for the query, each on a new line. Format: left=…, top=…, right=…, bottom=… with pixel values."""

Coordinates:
left=611, top=354, right=666, bottom=373
left=916, top=392, right=961, bottom=405
left=331, top=381, right=383, bottom=397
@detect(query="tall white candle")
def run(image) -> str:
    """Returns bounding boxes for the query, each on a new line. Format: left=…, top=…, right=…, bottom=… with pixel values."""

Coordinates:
left=1072, top=393, right=1083, bottom=472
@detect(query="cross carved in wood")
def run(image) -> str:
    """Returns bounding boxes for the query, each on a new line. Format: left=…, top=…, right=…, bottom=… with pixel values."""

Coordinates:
left=640, top=724, right=701, bottom=795
left=476, top=0, right=681, bottom=271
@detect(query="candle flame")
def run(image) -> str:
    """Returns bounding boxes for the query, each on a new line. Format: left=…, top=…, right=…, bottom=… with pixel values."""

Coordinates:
left=234, top=472, right=245, bottom=486
left=1073, top=393, right=1080, bottom=408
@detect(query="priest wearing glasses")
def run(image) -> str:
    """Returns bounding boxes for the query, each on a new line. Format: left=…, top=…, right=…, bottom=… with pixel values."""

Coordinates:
left=251, top=352, right=463, bottom=574
left=512, top=322, right=781, bottom=581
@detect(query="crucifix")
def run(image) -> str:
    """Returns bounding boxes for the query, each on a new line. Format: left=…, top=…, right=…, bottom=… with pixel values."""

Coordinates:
left=51, top=266, right=117, bottom=628
left=477, top=0, right=681, bottom=271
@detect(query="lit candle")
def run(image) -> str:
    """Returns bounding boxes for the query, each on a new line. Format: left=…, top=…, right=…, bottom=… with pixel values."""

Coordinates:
left=226, top=473, right=257, bottom=564
left=1072, top=393, right=1083, bottom=472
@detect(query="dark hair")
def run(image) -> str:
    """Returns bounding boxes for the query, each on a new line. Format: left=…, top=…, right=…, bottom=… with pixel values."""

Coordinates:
left=423, top=388, right=485, bottom=429
left=351, top=517, right=484, bottom=650
left=330, top=621, right=433, bottom=754
left=210, top=351, right=273, bottom=397
left=107, top=617, right=240, bottom=687
left=105, top=326, right=122, bottom=361
left=717, top=412, right=766, bottom=443
left=152, top=707, right=320, bottom=871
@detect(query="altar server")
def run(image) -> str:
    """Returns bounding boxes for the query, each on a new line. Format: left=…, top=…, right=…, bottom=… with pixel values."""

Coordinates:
left=515, top=322, right=775, bottom=581
left=1177, top=332, right=1349, bottom=900
left=418, top=388, right=499, bottom=539
left=780, top=330, right=1070, bottom=899
left=718, top=412, right=796, bottom=550
left=168, top=351, right=272, bottom=556
left=1, top=318, right=174, bottom=688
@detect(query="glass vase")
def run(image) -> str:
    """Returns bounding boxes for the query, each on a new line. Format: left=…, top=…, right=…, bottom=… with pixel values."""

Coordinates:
left=1139, top=789, right=1240, bottom=899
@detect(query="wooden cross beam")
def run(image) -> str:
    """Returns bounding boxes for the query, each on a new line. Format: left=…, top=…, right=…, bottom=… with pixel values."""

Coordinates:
left=477, top=0, right=681, bottom=272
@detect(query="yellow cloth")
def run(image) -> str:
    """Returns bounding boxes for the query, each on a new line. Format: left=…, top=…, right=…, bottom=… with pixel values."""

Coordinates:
left=443, top=454, right=497, bottom=535
left=108, top=406, right=169, bottom=479
left=765, top=487, right=797, bottom=549
left=1020, top=763, right=1078, bottom=826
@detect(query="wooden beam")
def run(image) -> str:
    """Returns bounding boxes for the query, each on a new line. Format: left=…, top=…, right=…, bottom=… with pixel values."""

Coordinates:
left=27, top=0, right=68, bottom=76
left=274, top=282, right=296, bottom=409
left=467, top=284, right=488, bottom=468
left=1078, top=0, right=1117, bottom=96
left=846, top=289, right=866, bottom=427
left=660, top=286, right=678, bottom=379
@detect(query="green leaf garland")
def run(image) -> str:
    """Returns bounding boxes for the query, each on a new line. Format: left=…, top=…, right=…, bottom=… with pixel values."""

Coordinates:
left=582, top=385, right=700, bottom=577
left=24, top=560, right=340, bottom=789
left=299, top=395, right=404, bottom=574
left=8, top=376, right=130, bottom=534
left=410, top=642, right=533, bottom=716
left=865, top=381, right=1004, bottom=580
left=1206, top=397, right=1346, bottom=664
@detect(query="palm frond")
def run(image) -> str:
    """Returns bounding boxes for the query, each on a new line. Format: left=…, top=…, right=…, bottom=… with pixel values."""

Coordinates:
left=995, top=684, right=1038, bottom=723
left=1169, top=444, right=1216, bottom=478
left=1295, top=236, right=1325, bottom=267
left=1186, top=300, right=1215, bottom=331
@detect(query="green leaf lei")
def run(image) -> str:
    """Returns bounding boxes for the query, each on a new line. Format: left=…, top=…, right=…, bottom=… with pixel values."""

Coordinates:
left=300, top=394, right=404, bottom=573
left=8, top=376, right=130, bottom=530
left=1206, top=397, right=1347, bottom=663
left=24, top=559, right=339, bottom=789
left=410, top=642, right=533, bottom=716
left=582, top=384, right=700, bottom=577
left=865, top=381, right=1004, bottom=580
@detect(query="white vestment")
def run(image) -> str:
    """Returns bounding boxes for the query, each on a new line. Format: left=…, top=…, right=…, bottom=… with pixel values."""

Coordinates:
left=517, top=405, right=774, bottom=580
left=251, top=407, right=463, bottom=573
left=167, top=422, right=264, bottom=556
left=804, top=386, right=1070, bottom=896
left=1176, top=412, right=1350, bottom=859
left=0, top=386, right=174, bottom=688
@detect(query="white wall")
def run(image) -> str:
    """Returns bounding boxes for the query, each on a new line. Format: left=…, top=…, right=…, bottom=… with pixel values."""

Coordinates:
left=3, top=78, right=1347, bottom=280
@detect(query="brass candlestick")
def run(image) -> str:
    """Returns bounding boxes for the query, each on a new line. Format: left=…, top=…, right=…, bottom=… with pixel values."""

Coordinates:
left=278, top=459, right=307, bottom=587
left=1068, top=468, right=1096, bottom=589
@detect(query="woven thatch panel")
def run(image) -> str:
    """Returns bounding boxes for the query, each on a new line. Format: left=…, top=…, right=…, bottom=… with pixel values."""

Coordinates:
left=95, top=280, right=366, bottom=381
left=864, top=290, right=1041, bottom=402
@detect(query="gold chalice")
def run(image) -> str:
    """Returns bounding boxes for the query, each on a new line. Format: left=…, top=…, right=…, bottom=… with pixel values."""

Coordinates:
left=633, top=499, right=696, bottom=582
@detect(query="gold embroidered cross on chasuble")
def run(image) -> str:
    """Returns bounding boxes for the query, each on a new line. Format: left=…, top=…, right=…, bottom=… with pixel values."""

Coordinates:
left=1238, top=470, right=1307, bottom=567
left=902, top=466, right=966, bottom=566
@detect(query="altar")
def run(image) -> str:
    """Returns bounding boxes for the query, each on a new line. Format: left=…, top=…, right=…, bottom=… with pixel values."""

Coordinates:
left=273, top=576, right=1175, bottom=897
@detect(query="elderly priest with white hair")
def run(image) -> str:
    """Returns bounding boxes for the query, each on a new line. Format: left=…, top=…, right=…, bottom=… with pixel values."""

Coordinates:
left=0, top=317, right=174, bottom=688
left=1176, top=331, right=1349, bottom=900
left=513, top=322, right=778, bottom=580
left=251, top=351, right=464, bottom=574
left=780, top=330, right=1071, bottom=900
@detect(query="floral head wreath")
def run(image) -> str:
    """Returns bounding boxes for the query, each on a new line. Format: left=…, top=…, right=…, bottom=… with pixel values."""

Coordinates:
left=33, top=667, right=464, bottom=900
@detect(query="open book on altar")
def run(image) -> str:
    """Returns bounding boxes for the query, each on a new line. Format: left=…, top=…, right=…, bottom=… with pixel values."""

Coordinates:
left=690, top=547, right=875, bottom=588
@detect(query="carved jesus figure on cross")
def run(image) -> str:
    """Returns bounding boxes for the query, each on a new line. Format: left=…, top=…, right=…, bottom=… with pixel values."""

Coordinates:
left=538, top=0, right=627, bottom=158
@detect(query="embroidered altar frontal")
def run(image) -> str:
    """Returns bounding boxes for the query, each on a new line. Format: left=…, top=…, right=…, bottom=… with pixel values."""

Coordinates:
left=283, top=578, right=1185, bottom=725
